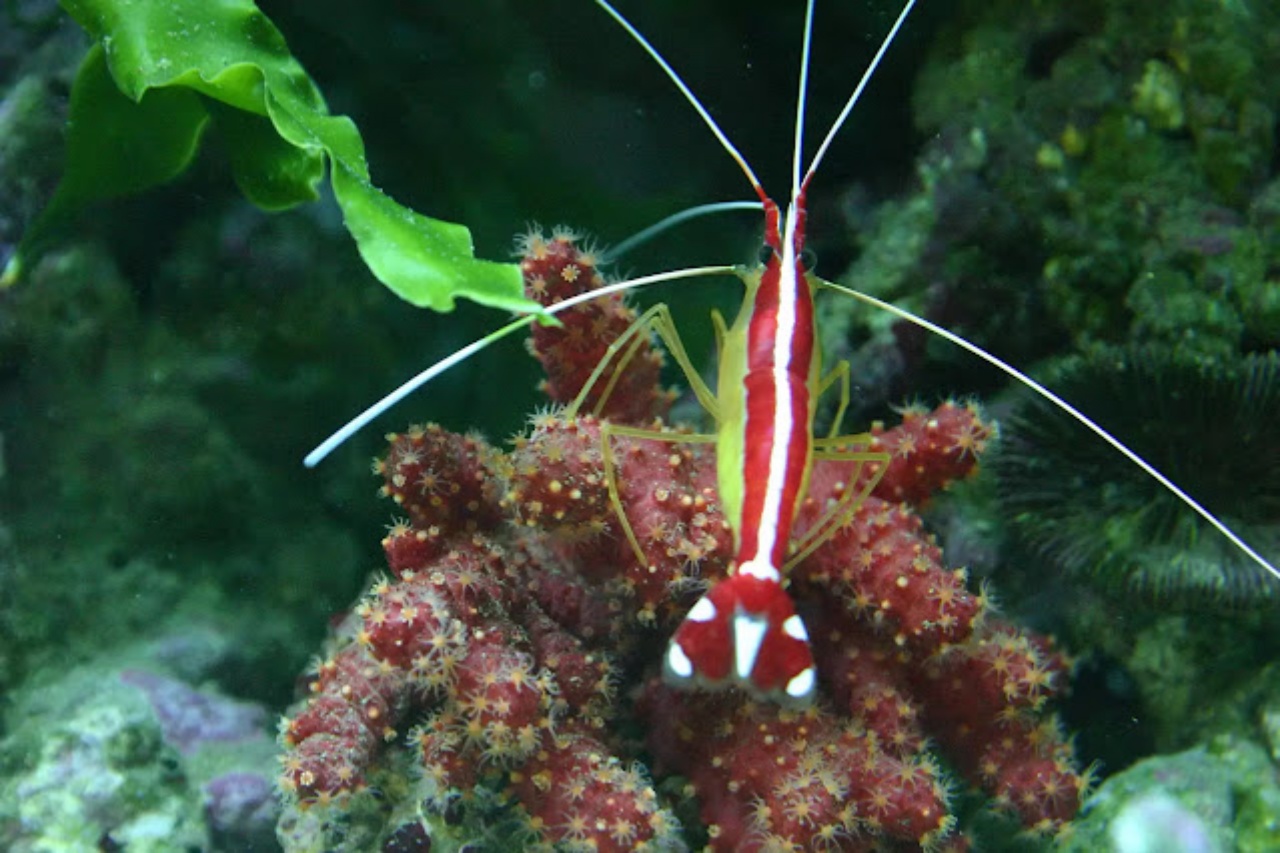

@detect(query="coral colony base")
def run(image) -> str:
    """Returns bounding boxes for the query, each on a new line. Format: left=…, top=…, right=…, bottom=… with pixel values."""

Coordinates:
left=277, top=232, right=1089, bottom=851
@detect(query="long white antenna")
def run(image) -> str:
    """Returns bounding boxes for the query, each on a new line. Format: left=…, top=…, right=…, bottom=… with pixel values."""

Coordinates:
left=803, top=0, right=918, bottom=186
left=591, top=0, right=768, bottom=201
left=303, top=265, right=734, bottom=467
left=819, top=278, right=1280, bottom=584
left=791, top=0, right=818, bottom=196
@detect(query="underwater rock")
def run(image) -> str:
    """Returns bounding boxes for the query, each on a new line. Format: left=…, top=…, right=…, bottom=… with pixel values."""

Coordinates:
left=1063, top=738, right=1280, bottom=852
left=0, top=639, right=278, bottom=852
left=120, top=668, right=269, bottom=756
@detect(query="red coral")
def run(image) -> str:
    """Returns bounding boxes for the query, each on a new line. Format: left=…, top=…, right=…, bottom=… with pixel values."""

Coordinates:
left=639, top=682, right=953, bottom=850
left=280, top=640, right=402, bottom=803
left=509, top=410, right=732, bottom=622
left=867, top=400, right=995, bottom=506
left=279, top=231, right=1084, bottom=849
left=511, top=726, right=682, bottom=852
left=796, top=496, right=983, bottom=649
left=504, top=412, right=614, bottom=538
left=519, top=227, right=674, bottom=424
left=377, top=423, right=503, bottom=534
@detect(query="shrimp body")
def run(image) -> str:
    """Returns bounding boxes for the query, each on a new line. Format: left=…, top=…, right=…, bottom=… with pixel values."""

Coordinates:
left=664, top=195, right=824, bottom=704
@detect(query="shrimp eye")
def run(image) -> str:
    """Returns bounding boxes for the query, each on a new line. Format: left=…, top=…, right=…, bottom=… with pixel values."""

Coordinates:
left=757, top=243, right=777, bottom=266
left=800, top=246, right=817, bottom=271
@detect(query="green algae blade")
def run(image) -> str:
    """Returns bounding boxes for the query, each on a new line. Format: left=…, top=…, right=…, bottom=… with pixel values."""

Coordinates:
left=7, top=0, right=530, bottom=313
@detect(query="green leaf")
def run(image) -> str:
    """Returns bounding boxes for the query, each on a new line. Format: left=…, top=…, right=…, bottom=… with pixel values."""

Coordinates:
left=209, top=101, right=324, bottom=210
left=12, top=0, right=530, bottom=312
left=57, top=45, right=212, bottom=209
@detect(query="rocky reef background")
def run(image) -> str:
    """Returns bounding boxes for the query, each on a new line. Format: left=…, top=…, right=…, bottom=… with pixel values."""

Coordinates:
left=0, top=0, right=1277, bottom=849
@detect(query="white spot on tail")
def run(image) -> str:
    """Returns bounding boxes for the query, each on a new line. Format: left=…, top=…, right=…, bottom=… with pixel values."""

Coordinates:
left=687, top=596, right=717, bottom=623
left=783, top=614, right=808, bottom=642
left=737, top=559, right=780, bottom=582
left=666, top=642, right=693, bottom=680
left=733, top=614, right=768, bottom=681
left=786, top=667, right=815, bottom=700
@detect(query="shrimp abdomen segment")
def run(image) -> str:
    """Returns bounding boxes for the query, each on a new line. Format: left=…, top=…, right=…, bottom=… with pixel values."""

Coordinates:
left=664, top=571, right=816, bottom=705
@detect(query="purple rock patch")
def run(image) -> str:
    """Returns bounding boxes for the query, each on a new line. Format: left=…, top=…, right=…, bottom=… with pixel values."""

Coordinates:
left=205, top=771, right=278, bottom=849
left=120, top=668, right=267, bottom=754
